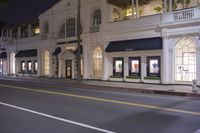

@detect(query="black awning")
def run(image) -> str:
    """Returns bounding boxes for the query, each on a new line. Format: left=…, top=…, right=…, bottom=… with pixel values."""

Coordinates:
left=105, top=37, right=162, bottom=52
left=53, top=47, right=61, bottom=56
left=15, top=49, right=37, bottom=57
left=0, top=52, right=7, bottom=59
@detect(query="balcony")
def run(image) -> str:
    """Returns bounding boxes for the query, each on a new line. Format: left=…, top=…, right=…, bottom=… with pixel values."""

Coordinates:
left=162, top=7, right=200, bottom=24
left=89, top=25, right=100, bottom=33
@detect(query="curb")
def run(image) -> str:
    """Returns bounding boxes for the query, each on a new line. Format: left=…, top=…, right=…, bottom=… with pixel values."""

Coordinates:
left=1, top=76, right=200, bottom=97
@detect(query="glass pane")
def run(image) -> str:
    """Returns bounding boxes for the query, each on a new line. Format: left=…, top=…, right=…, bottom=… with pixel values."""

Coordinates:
left=115, top=60, right=122, bottom=73
left=131, top=60, right=139, bottom=73
left=28, top=62, right=32, bottom=71
left=175, top=38, right=196, bottom=81
left=149, top=59, right=159, bottom=73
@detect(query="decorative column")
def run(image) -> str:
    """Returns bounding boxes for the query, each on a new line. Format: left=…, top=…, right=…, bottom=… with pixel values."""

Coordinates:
left=141, top=56, right=146, bottom=82
left=124, top=56, right=128, bottom=80
left=162, top=35, right=170, bottom=84
left=197, top=47, right=200, bottom=85
left=164, top=0, right=167, bottom=14
left=103, top=51, right=110, bottom=81
left=28, top=24, right=32, bottom=37
left=1, top=28, right=3, bottom=37
left=9, top=29, right=12, bottom=38
left=17, top=27, right=21, bottom=39
left=83, top=43, right=90, bottom=79
left=169, top=0, right=172, bottom=12
left=136, top=0, right=138, bottom=18
left=131, top=0, right=135, bottom=19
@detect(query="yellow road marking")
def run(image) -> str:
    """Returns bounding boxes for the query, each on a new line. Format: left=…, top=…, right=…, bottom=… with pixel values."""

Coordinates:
left=0, top=84, right=200, bottom=116
left=26, top=81, right=194, bottom=102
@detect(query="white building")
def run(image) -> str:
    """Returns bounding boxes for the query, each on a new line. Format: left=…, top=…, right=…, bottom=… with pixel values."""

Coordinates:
left=0, top=0, right=200, bottom=85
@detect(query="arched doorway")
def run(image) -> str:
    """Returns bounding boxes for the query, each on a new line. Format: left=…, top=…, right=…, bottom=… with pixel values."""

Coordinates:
left=44, top=50, right=50, bottom=76
left=175, top=38, right=196, bottom=81
left=10, top=52, right=16, bottom=75
left=93, top=46, right=103, bottom=79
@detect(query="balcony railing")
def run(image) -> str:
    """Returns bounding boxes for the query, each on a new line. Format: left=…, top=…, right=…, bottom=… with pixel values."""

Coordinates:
left=162, top=7, right=200, bottom=23
left=89, top=25, right=100, bottom=33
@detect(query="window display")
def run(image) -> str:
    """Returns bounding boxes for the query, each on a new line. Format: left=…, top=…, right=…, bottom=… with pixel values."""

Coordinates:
left=115, top=60, right=122, bottom=73
left=129, top=57, right=141, bottom=76
left=34, top=61, right=38, bottom=72
left=113, top=57, right=124, bottom=76
left=28, top=61, right=32, bottom=71
left=150, top=60, right=159, bottom=73
left=21, top=61, right=25, bottom=72
left=147, top=56, right=160, bottom=77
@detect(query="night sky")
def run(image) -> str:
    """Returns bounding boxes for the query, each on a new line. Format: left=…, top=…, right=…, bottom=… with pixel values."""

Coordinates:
left=0, top=0, right=60, bottom=25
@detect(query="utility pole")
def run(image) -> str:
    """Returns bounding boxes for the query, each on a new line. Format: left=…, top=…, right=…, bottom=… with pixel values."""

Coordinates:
left=77, top=0, right=81, bottom=82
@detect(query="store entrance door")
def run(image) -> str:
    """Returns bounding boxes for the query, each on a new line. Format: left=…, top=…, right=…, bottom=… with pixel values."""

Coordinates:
left=65, top=60, right=72, bottom=78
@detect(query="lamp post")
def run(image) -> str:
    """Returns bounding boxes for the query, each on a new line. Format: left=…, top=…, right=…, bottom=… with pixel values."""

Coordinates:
left=77, top=0, right=81, bottom=82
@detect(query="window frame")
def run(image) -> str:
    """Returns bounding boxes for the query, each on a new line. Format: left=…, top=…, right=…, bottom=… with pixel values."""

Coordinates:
left=27, top=61, right=32, bottom=73
left=34, top=60, right=38, bottom=73
left=21, top=61, right=26, bottom=73
left=147, top=56, right=160, bottom=77
left=93, top=9, right=101, bottom=26
left=113, top=57, right=124, bottom=77
left=128, top=57, right=141, bottom=76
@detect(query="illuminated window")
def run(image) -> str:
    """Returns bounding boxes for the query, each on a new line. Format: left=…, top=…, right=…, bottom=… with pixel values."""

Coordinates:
left=34, top=60, right=38, bottom=72
left=113, top=57, right=124, bottom=77
left=21, top=61, right=26, bottom=72
left=44, top=51, right=50, bottom=75
left=175, top=38, right=196, bottom=81
left=34, top=28, right=40, bottom=34
left=129, top=57, right=141, bottom=76
left=93, top=46, right=103, bottom=79
left=93, top=9, right=101, bottom=26
left=147, top=56, right=160, bottom=77
left=27, top=61, right=32, bottom=72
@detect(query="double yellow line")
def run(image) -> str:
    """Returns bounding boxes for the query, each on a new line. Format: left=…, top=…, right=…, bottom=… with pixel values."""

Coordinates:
left=0, top=84, right=200, bottom=116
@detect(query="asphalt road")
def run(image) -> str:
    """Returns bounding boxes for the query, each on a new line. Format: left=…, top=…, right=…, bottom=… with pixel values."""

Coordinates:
left=0, top=79, right=200, bottom=133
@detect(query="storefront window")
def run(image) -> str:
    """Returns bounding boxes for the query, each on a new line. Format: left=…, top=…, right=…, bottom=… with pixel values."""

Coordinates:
left=113, top=57, right=124, bottom=77
left=21, top=61, right=26, bottom=72
left=93, top=46, right=103, bottom=79
left=34, top=61, right=38, bottom=72
left=27, top=61, right=32, bottom=72
left=147, top=56, right=160, bottom=77
left=175, top=38, right=196, bottom=81
left=129, top=57, right=141, bottom=76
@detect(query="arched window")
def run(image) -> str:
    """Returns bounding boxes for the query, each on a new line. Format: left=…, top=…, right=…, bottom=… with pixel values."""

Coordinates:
left=44, top=22, right=49, bottom=34
left=175, top=38, right=196, bottom=81
left=93, top=9, right=101, bottom=26
left=44, top=50, right=50, bottom=76
left=66, top=18, right=76, bottom=37
left=93, top=46, right=103, bottom=79
left=10, top=52, right=16, bottom=75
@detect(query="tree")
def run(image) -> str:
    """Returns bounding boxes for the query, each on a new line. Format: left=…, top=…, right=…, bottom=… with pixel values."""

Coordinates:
left=176, top=0, right=190, bottom=8
left=154, top=0, right=177, bottom=12
left=0, top=0, right=9, bottom=8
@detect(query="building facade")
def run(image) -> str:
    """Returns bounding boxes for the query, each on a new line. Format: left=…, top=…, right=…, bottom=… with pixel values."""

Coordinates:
left=0, top=0, right=200, bottom=85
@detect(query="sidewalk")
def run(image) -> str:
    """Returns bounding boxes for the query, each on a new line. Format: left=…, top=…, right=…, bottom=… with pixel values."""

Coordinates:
left=0, top=76, right=200, bottom=97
